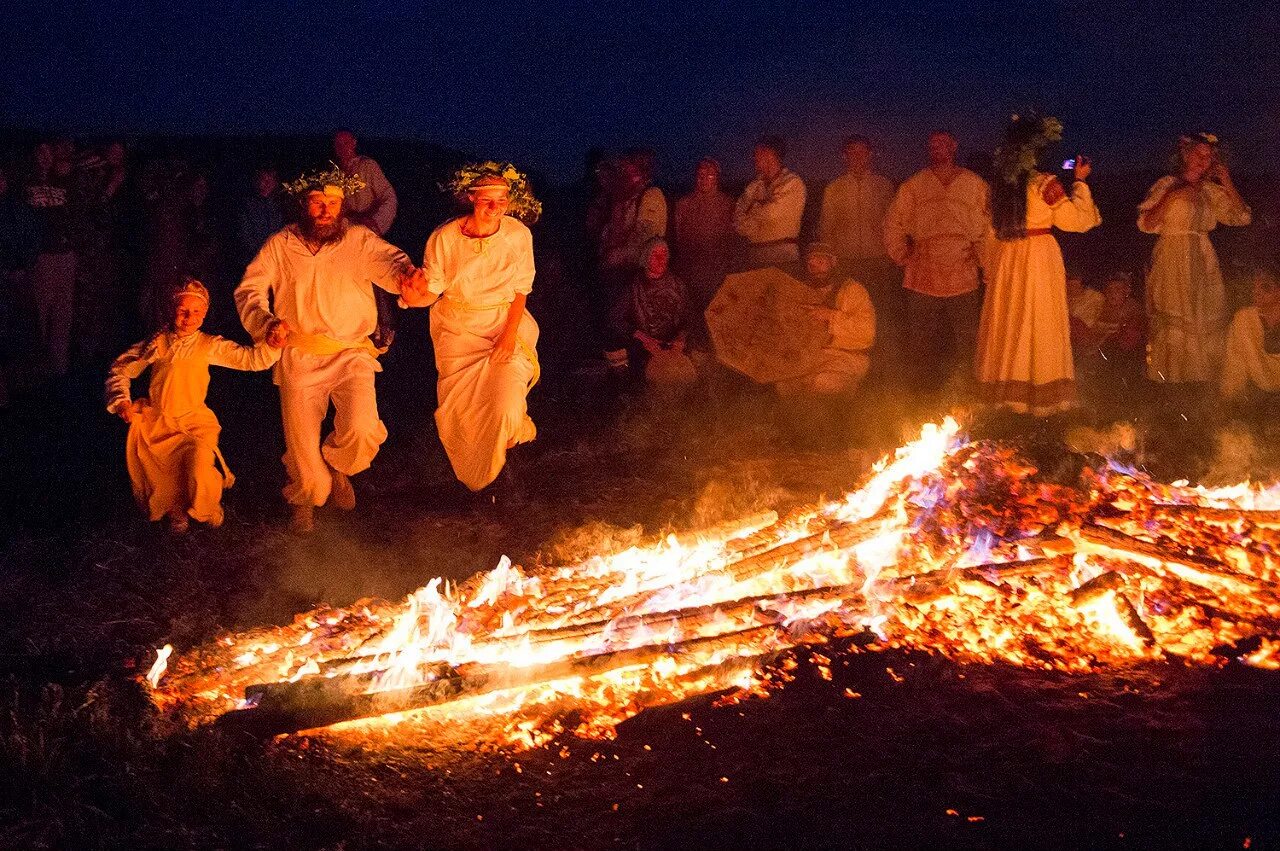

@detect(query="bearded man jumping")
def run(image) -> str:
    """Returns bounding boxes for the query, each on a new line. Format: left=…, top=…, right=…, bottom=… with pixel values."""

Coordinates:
left=235, top=165, right=429, bottom=533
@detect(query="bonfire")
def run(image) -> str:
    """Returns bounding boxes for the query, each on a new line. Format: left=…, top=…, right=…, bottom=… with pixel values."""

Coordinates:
left=144, top=419, right=1280, bottom=745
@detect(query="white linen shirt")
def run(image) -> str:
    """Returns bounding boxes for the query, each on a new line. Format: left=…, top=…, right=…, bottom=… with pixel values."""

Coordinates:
left=235, top=223, right=413, bottom=343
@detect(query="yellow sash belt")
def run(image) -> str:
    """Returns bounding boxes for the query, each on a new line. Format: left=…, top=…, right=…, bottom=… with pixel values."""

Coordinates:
left=288, top=332, right=381, bottom=357
left=440, top=299, right=540, bottom=388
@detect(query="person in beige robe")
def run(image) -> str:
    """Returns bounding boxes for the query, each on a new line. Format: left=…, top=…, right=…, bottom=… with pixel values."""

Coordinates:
left=1221, top=268, right=1280, bottom=401
left=402, top=174, right=538, bottom=495
left=1139, top=135, right=1251, bottom=384
left=107, top=281, right=279, bottom=532
left=977, top=162, right=1100, bottom=416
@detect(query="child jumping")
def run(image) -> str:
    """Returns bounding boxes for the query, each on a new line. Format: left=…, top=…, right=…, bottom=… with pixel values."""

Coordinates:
left=106, top=280, right=281, bottom=532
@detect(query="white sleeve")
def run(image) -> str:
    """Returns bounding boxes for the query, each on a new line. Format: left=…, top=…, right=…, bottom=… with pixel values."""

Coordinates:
left=235, top=238, right=280, bottom=341
left=423, top=227, right=449, bottom=295
left=883, top=183, right=913, bottom=265
left=206, top=335, right=282, bottom=372
left=830, top=282, right=876, bottom=352
left=360, top=229, right=415, bottom=294
left=1051, top=180, right=1102, bottom=233
left=1137, top=177, right=1175, bottom=234
left=105, top=337, right=158, bottom=413
left=511, top=224, right=536, bottom=296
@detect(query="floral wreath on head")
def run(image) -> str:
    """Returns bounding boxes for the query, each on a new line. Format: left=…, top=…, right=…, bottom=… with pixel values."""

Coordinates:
left=1172, top=132, right=1224, bottom=174
left=444, top=161, right=542, bottom=224
left=993, top=113, right=1063, bottom=186
left=283, top=162, right=367, bottom=198
left=1181, top=132, right=1219, bottom=147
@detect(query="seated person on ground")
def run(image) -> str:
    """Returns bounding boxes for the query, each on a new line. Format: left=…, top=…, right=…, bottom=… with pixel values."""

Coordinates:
left=608, top=237, right=696, bottom=387
left=1092, top=272, right=1146, bottom=361
left=1221, top=265, right=1280, bottom=402
left=774, top=242, right=876, bottom=397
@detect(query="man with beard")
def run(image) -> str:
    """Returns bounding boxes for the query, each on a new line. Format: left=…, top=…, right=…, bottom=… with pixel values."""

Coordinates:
left=235, top=167, right=425, bottom=533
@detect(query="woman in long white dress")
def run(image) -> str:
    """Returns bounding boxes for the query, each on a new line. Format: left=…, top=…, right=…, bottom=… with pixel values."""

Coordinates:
left=1139, top=135, right=1251, bottom=384
left=403, top=167, right=540, bottom=492
left=977, top=116, right=1101, bottom=416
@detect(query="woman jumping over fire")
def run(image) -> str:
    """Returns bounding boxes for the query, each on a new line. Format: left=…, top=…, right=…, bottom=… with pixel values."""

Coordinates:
left=400, top=162, right=542, bottom=497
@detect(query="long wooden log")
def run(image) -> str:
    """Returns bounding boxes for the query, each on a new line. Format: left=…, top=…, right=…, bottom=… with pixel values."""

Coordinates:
left=1068, top=571, right=1126, bottom=607
left=218, top=626, right=777, bottom=736
left=1152, top=503, right=1280, bottom=527
left=510, top=509, right=894, bottom=635
left=1077, top=524, right=1278, bottom=595
left=318, top=581, right=866, bottom=680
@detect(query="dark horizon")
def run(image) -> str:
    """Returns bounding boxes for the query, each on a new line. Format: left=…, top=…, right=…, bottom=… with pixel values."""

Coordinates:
left=6, top=1, right=1280, bottom=183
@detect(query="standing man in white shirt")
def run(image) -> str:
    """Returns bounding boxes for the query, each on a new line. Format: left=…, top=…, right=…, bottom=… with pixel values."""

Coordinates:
left=819, top=135, right=898, bottom=373
left=734, top=135, right=807, bottom=269
left=334, top=130, right=400, bottom=349
left=884, top=131, right=990, bottom=394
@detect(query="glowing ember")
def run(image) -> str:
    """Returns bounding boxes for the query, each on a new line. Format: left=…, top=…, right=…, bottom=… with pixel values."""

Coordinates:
left=145, top=419, right=1280, bottom=744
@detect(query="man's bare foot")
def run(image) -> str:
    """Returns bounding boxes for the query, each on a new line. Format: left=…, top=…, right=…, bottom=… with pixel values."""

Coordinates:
left=207, top=506, right=225, bottom=528
left=290, top=504, right=315, bottom=534
left=167, top=510, right=189, bottom=534
left=328, top=466, right=356, bottom=511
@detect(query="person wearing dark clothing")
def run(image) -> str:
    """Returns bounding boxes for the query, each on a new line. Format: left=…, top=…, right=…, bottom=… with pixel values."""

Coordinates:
left=25, top=142, right=78, bottom=377
left=0, top=166, right=41, bottom=405
left=237, top=166, right=284, bottom=268
left=608, top=237, right=694, bottom=388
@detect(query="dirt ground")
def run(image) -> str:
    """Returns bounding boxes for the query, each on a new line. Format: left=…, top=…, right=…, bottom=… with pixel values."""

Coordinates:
left=2, top=324, right=1279, bottom=849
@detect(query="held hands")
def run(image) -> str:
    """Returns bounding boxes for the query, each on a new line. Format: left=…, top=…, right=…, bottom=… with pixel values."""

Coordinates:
left=490, top=332, right=517, bottom=364
left=265, top=318, right=292, bottom=348
left=399, top=267, right=433, bottom=307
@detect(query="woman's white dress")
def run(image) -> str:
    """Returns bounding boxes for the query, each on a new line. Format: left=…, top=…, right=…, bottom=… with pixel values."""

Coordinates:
left=976, top=173, right=1101, bottom=415
left=424, top=216, right=539, bottom=491
left=1139, top=176, right=1251, bottom=383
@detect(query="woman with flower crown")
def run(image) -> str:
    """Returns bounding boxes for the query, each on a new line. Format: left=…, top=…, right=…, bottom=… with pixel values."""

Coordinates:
left=976, top=114, right=1101, bottom=416
left=1139, top=133, right=1251, bottom=385
left=401, top=163, right=541, bottom=494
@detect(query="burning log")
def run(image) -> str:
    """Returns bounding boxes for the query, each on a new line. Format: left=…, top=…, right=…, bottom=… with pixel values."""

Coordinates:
left=1069, top=571, right=1126, bottom=607
left=220, top=627, right=778, bottom=736
left=319, top=582, right=866, bottom=680
left=1113, top=592, right=1157, bottom=647
left=1152, top=504, right=1280, bottom=528
left=870, top=555, right=1074, bottom=605
left=1076, top=524, right=1277, bottom=593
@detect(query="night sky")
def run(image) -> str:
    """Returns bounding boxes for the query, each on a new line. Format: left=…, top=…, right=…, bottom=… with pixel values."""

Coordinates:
left=6, top=0, right=1280, bottom=184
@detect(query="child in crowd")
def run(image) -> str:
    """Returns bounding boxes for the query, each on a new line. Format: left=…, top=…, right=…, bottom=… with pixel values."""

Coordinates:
left=1093, top=272, right=1146, bottom=361
left=1067, top=273, right=1105, bottom=350
left=106, top=280, right=281, bottom=532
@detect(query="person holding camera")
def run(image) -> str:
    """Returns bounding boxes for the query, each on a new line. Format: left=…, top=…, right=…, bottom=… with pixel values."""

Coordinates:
left=1139, top=133, right=1251, bottom=385
left=976, top=115, right=1100, bottom=416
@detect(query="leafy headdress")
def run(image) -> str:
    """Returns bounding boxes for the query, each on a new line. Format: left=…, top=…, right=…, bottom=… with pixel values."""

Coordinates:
left=992, top=113, right=1063, bottom=187
left=283, top=162, right=367, bottom=198
left=444, top=161, right=542, bottom=224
